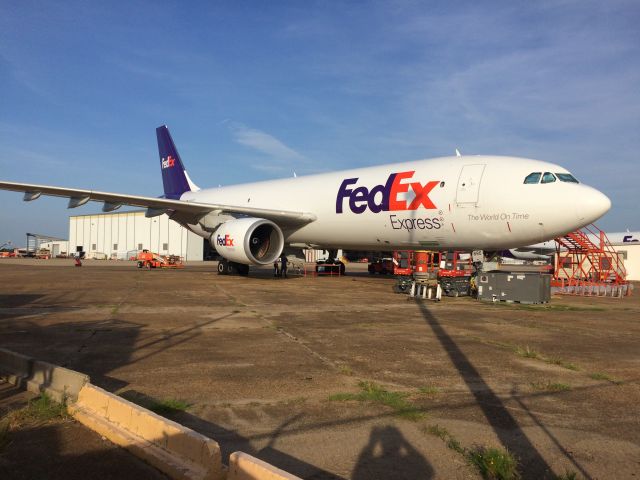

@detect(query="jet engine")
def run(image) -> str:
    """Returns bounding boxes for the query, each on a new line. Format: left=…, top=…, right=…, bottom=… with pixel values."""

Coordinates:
left=212, top=217, right=284, bottom=265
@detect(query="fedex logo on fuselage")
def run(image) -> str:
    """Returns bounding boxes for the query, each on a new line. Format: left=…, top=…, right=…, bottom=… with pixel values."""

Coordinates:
left=336, top=171, right=440, bottom=214
left=216, top=234, right=234, bottom=247
left=161, top=155, right=176, bottom=169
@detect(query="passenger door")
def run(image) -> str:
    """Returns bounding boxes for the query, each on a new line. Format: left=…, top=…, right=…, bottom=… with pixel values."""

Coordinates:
left=456, top=164, right=486, bottom=206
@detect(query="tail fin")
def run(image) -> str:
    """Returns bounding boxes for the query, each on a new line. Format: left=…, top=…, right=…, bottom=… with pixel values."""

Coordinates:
left=156, top=125, right=199, bottom=199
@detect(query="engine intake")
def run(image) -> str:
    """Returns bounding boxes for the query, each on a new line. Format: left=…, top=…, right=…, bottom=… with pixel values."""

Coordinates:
left=212, top=217, right=284, bottom=265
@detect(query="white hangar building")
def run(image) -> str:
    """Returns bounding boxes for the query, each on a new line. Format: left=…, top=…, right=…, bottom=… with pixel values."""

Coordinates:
left=69, top=210, right=204, bottom=261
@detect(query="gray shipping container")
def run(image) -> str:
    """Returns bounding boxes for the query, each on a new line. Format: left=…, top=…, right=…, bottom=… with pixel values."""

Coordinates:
left=477, top=272, right=551, bottom=304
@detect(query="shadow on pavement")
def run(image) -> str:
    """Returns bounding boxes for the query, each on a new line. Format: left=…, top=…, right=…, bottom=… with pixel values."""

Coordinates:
left=351, top=425, right=433, bottom=480
left=415, top=299, right=553, bottom=479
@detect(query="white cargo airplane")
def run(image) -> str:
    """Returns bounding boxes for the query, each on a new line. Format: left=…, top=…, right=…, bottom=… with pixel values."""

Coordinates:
left=0, top=126, right=611, bottom=275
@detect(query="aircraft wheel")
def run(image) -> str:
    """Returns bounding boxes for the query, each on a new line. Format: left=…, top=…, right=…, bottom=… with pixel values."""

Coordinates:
left=339, top=262, right=346, bottom=276
left=217, top=260, right=227, bottom=275
left=236, top=263, right=250, bottom=276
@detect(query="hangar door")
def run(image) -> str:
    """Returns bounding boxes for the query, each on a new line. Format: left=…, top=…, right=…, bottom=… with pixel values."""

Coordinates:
left=456, top=164, right=486, bottom=206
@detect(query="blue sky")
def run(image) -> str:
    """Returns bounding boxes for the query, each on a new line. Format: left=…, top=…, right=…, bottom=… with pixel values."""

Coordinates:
left=1, top=0, right=638, bottom=245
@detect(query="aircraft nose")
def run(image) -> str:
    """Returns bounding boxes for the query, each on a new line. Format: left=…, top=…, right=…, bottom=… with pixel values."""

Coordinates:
left=576, top=186, right=611, bottom=224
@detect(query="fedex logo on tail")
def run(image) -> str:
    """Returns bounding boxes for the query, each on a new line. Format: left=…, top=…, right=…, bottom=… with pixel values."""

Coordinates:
left=216, top=234, right=235, bottom=247
left=161, top=155, right=176, bottom=169
left=336, top=171, right=440, bottom=214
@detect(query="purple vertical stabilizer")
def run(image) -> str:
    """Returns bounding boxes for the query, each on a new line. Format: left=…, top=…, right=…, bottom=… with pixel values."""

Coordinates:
left=156, top=125, right=191, bottom=199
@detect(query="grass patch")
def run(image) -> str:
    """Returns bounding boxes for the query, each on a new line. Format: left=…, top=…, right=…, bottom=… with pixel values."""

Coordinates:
left=418, top=386, right=440, bottom=395
left=422, top=423, right=448, bottom=440
left=589, top=372, right=623, bottom=385
left=147, top=398, right=191, bottom=415
left=513, top=345, right=579, bottom=371
left=422, top=424, right=520, bottom=479
left=546, top=357, right=579, bottom=371
left=447, top=437, right=465, bottom=454
left=515, top=345, right=539, bottom=359
left=468, top=446, right=520, bottom=480
left=9, top=393, right=68, bottom=425
left=421, top=423, right=465, bottom=454
left=329, top=381, right=426, bottom=421
left=530, top=381, right=571, bottom=392
left=338, top=365, right=354, bottom=376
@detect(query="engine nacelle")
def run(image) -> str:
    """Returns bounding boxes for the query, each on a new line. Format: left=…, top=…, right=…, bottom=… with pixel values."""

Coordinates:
left=212, top=217, right=284, bottom=265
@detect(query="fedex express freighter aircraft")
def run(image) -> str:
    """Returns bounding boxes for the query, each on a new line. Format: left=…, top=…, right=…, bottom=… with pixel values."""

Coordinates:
left=0, top=126, right=611, bottom=275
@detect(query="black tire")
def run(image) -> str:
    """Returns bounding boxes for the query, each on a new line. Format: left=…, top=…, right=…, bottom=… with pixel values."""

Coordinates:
left=237, top=263, right=250, bottom=276
left=217, top=261, right=227, bottom=275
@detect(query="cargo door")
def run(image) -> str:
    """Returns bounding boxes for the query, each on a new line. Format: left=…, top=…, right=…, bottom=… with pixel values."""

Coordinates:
left=456, top=164, right=486, bottom=206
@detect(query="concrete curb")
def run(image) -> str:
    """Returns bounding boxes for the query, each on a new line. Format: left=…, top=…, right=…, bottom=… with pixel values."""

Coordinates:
left=0, top=347, right=32, bottom=386
left=26, top=360, right=89, bottom=403
left=1, top=349, right=303, bottom=480
left=69, top=384, right=224, bottom=480
left=228, top=452, right=303, bottom=480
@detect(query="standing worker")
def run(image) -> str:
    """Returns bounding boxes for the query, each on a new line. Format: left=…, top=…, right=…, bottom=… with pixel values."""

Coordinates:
left=280, top=254, right=288, bottom=278
left=273, top=259, right=280, bottom=277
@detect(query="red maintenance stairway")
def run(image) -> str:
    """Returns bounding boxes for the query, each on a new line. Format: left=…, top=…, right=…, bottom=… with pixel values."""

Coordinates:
left=553, top=224, right=630, bottom=297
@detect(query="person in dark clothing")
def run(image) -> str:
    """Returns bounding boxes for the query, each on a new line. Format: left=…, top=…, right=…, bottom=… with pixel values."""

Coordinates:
left=280, top=254, right=288, bottom=278
left=273, top=260, right=280, bottom=277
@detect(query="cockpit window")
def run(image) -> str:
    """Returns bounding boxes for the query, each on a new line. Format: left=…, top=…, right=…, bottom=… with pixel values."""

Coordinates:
left=541, top=172, right=556, bottom=184
left=524, top=172, right=541, bottom=184
left=556, top=173, right=579, bottom=183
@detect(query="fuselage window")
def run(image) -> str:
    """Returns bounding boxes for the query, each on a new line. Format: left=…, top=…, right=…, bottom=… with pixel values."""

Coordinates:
left=556, top=173, right=579, bottom=183
left=541, top=172, right=556, bottom=184
left=524, top=172, right=541, bottom=184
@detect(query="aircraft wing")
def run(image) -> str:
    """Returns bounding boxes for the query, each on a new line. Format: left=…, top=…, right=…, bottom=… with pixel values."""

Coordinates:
left=0, top=181, right=316, bottom=225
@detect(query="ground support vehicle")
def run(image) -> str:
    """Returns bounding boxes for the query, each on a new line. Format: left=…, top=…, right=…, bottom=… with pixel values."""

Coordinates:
left=316, top=260, right=345, bottom=276
left=438, top=251, right=474, bottom=297
left=136, top=250, right=184, bottom=269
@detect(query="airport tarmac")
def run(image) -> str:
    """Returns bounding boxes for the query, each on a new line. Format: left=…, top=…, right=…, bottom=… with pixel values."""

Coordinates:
left=1, top=258, right=639, bottom=479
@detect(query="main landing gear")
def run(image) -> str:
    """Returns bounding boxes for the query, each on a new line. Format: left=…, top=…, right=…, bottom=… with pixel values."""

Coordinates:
left=217, top=259, right=250, bottom=276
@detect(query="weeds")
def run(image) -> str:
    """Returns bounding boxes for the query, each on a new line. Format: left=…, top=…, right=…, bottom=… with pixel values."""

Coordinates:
left=530, top=381, right=571, bottom=392
left=422, top=424, right=448, bottom=440
left=26, top=393, right=67, bottom=422
left=338, top=365, right=354, bottom=376
left=468, top=446, right=520, bottom=480
left=546, top=357, right=579, bottom=371
left=513, top=345, right=579, bottom=371
left=422, top=423, right=464, bottom=454
left=329, top=381, right=425, bottom=420
left=423, top=424, right=520, bottom=479
left=515, top=345, right=539, bottom=359
left=148, top=398, right=191, bottom=415
left=589, top=372, right=623, bottom=385
left=418, top=386, right=440, bottom=395
left=447, top=437, right=465, bottom=454
left=8, top=393, right=67, bottom=425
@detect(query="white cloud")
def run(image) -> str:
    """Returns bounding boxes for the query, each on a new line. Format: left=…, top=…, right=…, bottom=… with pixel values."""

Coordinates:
left=226, top=121, right=306, bottom=161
